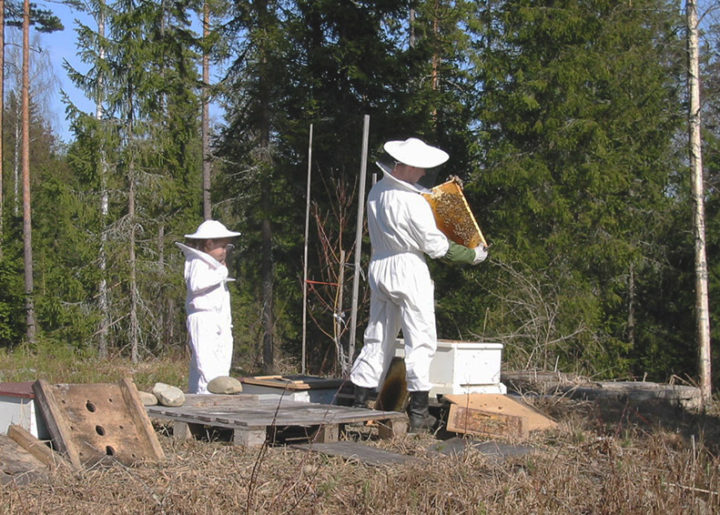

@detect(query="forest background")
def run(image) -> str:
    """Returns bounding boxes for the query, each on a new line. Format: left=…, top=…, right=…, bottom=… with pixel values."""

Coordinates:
left=0, top=0, right=718, bottom=391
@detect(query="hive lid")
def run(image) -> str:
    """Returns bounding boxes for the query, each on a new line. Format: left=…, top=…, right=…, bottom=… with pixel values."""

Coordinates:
left=422, top=178, right=487, bottom=248
left=0, top=382, right=35, bottom=399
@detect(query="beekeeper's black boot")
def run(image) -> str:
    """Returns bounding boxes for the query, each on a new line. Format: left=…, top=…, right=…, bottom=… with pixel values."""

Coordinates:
left=352, top=385, right=374, bottom=408
left=407, top=391, right=436, bottom=433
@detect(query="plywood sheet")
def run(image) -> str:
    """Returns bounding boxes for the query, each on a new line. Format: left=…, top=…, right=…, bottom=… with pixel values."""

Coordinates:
left=444, top=394, right=557, bottom=432
left=33, top=378, right=164, bottom=469
left=240, top=375, right=343, bottom=391
left=291, top=442, right=418, bottom=467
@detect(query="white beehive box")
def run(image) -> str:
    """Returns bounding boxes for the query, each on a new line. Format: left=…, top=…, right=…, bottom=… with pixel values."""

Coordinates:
left=394, top=339, right=506, bottom=396
left=0, top=381, right=49, bottom=439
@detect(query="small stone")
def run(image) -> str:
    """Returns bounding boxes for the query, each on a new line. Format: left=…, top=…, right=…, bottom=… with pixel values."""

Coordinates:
left=138, top=391, right=158, bottom=406
left=152, top=382, right=185, bottom=407
left=207, top=376, right=244, bottom=394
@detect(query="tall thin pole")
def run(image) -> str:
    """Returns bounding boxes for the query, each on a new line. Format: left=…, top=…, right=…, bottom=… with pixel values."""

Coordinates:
left=301, top=124, right=313, bottom=375
left=687, top=0, right=711, bottom=404
left=348, top=115, right=370, bottom=372
left=201, top=0, right=212, bottom=219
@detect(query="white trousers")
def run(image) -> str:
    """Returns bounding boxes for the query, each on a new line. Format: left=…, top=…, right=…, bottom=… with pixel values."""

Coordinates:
left=350, top=258, right=437, bottom=392
left=187, top=312, right=233, bottom=394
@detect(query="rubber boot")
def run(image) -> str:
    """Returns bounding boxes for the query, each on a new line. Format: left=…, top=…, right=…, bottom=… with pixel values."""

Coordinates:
left=407, top=391, right=436, bottom=433
left=352, top=385, right=374, bottom=409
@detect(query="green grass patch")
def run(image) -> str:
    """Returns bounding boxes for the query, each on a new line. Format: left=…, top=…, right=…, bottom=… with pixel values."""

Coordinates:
left=0, top=344, right=188, bottom=391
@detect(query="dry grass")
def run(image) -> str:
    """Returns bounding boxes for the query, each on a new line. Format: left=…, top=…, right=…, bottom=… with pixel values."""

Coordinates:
left=2, top=395, right=720, bottom=514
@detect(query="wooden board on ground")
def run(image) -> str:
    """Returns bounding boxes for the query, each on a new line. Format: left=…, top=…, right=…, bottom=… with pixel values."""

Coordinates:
left=147, top=395, right=408, bottom=448
left=240, top=375, right=343, bottom=391
left=0, top=434, right=48, bottom=485
left=444, top=394, right=557, bottom=432
left=8, top=424, right=70, bottom=470
left=291, top=441, right=418, bottom=467
left=430, top=437, right=536, bottom=462
left=446, top=404, right=526, bottom=438
left=32, top=378, right=165, bottom=469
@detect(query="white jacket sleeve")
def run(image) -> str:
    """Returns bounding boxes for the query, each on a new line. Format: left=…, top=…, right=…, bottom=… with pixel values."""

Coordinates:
left=186, top=258, right=228, bottom=295
left=407, top=195, right=449, bottom=259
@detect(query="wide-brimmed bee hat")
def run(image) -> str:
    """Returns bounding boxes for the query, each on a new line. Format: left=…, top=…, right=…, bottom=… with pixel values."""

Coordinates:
left=184, top=220, right=241, bottom=239
left=383, top=137, right=449, bottom=169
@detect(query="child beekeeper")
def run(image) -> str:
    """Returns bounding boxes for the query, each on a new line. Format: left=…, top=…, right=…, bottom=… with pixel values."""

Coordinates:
left=176, top=220, right=241, bottom=394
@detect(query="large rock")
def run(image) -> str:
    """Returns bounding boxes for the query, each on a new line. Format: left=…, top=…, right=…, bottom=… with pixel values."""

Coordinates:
left=207, top=376, right=243, bottom=394
left=152, top=382, right=185, bottom=407
left=138, top=391, right=158, bottom=406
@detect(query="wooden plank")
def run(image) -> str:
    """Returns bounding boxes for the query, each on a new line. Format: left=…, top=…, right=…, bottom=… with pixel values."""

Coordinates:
left=291, top=441, right=418, bottom=467
left=233, top=427, right=266, bottom=447
left=182, top=394, right=263, bottom=408
left=377, top=417, right=408, bottom=439
left=446, top=404, right=526, bottom=438
left=240, top=375, right=343, bottom=391
left=147, top=401, right=407, bottom=429
left=0, top=435, right=48, bottom=485
left=7, top=424, right=71, bottom=470
left=32, top=379, right=82, bottom=469
left=312, top=424, right=339, bottom=443
left=119, top=378, right=165, bottom=461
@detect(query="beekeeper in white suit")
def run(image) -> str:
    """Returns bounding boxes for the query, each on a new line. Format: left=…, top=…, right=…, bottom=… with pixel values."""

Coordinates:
left=349, top=137, right=488, bottom=432
left=177, top=220, right=241, bottom=394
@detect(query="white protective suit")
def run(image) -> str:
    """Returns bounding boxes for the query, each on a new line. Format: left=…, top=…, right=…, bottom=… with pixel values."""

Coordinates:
left=177, top=242, right=234, bottom=394
left=349, top=168, right=450, bottom=392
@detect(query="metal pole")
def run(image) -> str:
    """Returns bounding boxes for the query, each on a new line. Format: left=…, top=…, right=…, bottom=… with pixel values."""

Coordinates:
left=302, top=124, right=313, bottom=375
left=348, top=115, right=370, bottom=373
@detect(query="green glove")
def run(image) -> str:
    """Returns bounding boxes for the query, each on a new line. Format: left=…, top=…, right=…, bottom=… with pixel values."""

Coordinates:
left=442, top=241, right=476, bottom=265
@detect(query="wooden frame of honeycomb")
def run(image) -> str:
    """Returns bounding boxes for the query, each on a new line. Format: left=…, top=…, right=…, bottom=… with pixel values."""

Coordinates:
left=422, top=178, right=487, bottom=248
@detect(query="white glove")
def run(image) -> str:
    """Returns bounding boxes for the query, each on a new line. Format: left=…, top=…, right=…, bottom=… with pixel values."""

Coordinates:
left=472, top=245, right=488, bottom=264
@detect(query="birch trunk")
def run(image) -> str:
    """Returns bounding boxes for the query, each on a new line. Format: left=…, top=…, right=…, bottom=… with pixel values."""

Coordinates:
left=202, top=0, right=211, bottom=219
left=687, top=0, right=712, bottom=404
left=97, top=8, right=109, bottom=358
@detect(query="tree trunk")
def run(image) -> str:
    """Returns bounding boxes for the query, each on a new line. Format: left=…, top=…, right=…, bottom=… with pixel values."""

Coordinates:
left=261, top=204, right=274, bottom=373
left=687, top=0, right=712, bottom=404
left=22, top=0, right=35, bottom=343
left=129, top=154, right=138, bottom=362
left=97, top=8, right=109, bottom=358
left=13, top=95, right=19, bottom=216
left=202, top=0, right=211, bottom=219
left=627, top=264, right=635, bottom=348
left=0, top=0, right=4, bottom=256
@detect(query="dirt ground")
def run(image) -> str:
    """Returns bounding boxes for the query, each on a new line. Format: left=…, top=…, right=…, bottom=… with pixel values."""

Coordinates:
left=2, top=395, right=720, bottom=514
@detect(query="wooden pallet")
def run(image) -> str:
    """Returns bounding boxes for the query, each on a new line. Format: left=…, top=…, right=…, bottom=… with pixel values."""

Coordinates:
left=147, top=394, right=408, bottom=447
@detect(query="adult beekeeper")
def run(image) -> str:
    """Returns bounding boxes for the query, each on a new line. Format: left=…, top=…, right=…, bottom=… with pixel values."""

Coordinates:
left=176, top=220, right=241, bottom=394
left=349, top=137, right=488, bottom=432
